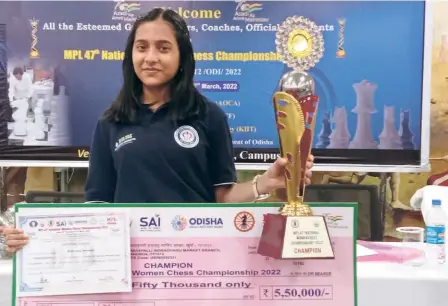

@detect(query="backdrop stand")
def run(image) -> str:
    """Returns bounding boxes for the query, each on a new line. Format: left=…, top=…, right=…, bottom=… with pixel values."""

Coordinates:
left=55, top=167, right=68, bottom=192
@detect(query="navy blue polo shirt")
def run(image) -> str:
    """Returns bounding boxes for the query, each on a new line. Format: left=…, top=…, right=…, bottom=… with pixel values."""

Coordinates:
left=84, top=101, right=237, bottom=203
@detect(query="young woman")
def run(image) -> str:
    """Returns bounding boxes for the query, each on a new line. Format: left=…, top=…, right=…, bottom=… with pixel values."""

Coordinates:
left=1, top=8, right=314, bottom=253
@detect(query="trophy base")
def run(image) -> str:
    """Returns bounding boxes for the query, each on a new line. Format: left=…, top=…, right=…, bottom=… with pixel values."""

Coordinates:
left=258, top=213, right=334, bottom=259
left=279, top=202, right=313, bottom=216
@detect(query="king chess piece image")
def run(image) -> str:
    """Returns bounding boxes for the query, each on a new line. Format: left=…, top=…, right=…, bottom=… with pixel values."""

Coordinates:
left=328, top=106, right=350, bottom=148
left=316, top=111, right=331, bottom=148
left=349, top=80, right=378, bottom=149
left=378, top=106, right=402, bottom=149
left=47, top=86, right=70, bottom=145
left=439, top=34, right=448, bottom=63
left=399, top=109, right=415, bottom=150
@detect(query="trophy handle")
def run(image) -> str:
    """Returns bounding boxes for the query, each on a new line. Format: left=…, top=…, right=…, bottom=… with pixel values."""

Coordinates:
left=273, top=92, right=306, bottom=206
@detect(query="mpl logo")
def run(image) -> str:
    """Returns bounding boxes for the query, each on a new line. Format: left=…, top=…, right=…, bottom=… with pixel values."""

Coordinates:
left=233, top=0, right=268, bottom=23
left=112, top=0, right=141, bottom=23
left=139, top=215, right=161, bottom=232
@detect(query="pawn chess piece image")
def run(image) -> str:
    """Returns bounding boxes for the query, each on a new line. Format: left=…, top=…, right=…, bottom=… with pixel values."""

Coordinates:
left=328, top=106, right=350, bottom=148
left=11, top=98, right=29, bottom=137
left=439, top=34, right=448, bottom=63
left=378, top=106, right=402, bottom=149
left=316, top=111, right=331, bottom=148
left=33, top=99, right=47, bottom=141
left=349, top=80, right=378, bottom=149
left=399, top=109, right=415, bottom=150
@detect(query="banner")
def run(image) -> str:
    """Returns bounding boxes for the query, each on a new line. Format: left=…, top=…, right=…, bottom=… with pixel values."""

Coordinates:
left=0, top=1, right=430, bottom=170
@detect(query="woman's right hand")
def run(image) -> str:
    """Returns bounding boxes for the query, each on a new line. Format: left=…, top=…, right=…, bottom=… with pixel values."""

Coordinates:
left=1, top=226, right=28, bottom=253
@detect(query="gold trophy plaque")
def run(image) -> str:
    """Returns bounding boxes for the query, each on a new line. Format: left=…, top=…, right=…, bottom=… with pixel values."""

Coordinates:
left=257, top=16, right=334, bottom=259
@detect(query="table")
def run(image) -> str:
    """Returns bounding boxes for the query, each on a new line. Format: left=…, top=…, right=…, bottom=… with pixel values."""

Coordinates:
left=358, top=261, right=448, bottom=306
left=1, top=248, right=448, bottom=306
left=0, top=259, right=12, bottom=306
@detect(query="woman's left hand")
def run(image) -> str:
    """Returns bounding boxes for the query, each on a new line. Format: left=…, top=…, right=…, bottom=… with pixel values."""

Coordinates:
left=257, top=154, right=314, bottom=194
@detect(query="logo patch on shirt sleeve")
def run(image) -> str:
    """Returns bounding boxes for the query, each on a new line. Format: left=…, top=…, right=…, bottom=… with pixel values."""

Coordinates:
left=174, top=125, right=200, bottom=148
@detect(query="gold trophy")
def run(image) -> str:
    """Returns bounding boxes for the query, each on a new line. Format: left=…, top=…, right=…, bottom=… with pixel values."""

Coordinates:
left=29, top=18, right=40, bottom=59
left=258, top=16, right=334, bottom=259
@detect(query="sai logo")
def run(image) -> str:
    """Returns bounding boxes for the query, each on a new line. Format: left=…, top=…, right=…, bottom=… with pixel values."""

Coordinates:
left=112, top=0, right=141, bottom=22
left=172, top=215, right=188, bottom=231
left=233, top=0, right=268, bottom=23
left=139, top=215, right=161, bottom=232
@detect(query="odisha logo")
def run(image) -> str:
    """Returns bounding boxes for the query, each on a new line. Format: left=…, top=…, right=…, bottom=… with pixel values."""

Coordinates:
left=171, top=215, right=188, bottom=231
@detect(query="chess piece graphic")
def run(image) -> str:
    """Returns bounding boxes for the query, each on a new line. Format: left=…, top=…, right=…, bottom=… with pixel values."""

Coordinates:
left=349, top=80, right=378, bottom=149
left=328, top=106, right=350, bottom=148
left=439, top=34, right=448, bottom=63
left=48, top=86, right=70, bottom=145
left=33, top=97, right=47, bottom=141
left=316, top=111, right=331, bottom=148
left=378, top=106, right=402, bottom=149
left=399, top=109, right=415, bottom=150
left=11, top=98, right=29, bottom=137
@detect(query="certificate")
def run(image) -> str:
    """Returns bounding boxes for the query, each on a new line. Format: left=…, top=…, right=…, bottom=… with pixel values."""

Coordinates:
left=15, top=209, right=132, bottom=297
left=13, top=203, right=357, bottom=306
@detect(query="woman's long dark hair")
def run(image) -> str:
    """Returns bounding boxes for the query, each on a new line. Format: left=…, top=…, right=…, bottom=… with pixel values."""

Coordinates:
left=103, top=8, right=207, bottom=123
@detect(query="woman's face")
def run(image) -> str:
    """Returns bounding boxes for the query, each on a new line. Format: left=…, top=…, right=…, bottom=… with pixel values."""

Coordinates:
left=132, top=19, right=180, bottom=90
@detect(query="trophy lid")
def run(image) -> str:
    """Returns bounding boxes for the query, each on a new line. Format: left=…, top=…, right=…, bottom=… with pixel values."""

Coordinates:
left=278, top=70, right=315, bottom=96
left=275, top=16, right=324, bottom=72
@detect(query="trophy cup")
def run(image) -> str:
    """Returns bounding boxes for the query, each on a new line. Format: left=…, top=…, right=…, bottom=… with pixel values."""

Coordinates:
left=257, top=16, right=334, bottom=259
